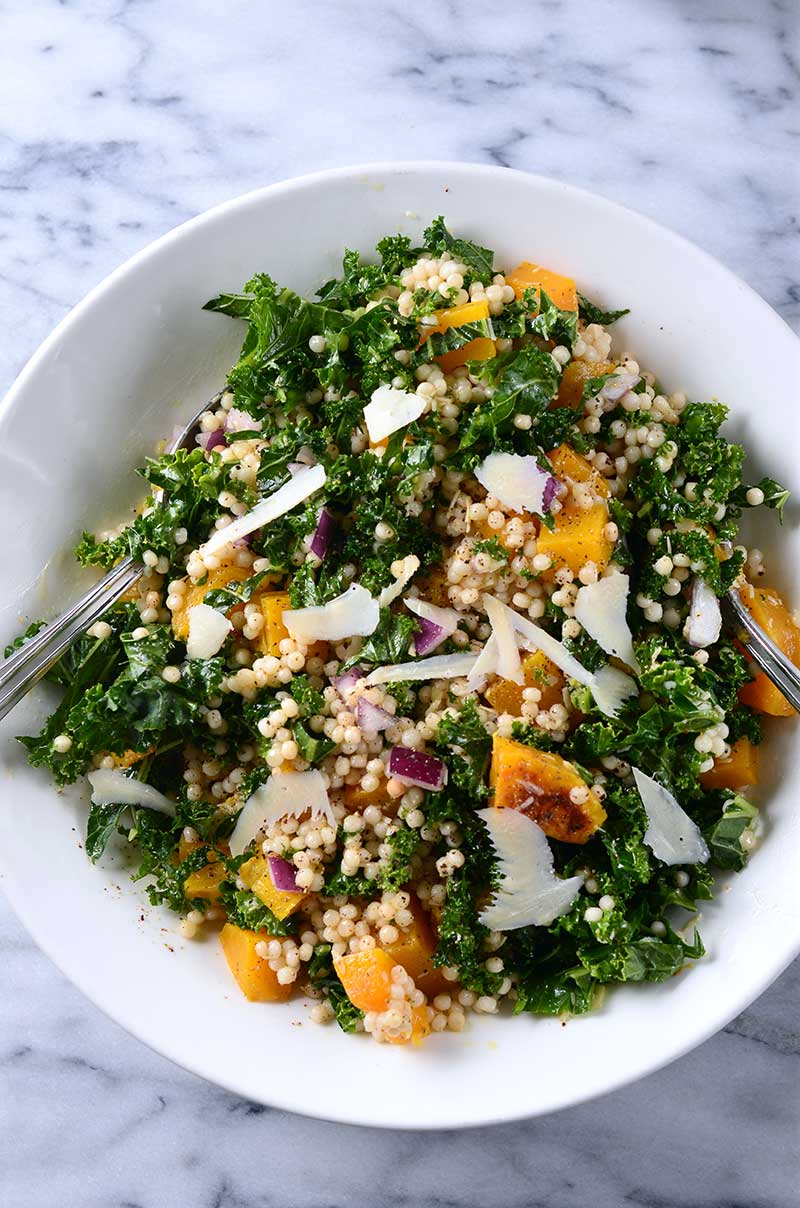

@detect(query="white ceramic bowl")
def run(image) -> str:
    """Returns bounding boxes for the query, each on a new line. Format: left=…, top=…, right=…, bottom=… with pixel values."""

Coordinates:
left=1, top=163, right=798, bottom=1129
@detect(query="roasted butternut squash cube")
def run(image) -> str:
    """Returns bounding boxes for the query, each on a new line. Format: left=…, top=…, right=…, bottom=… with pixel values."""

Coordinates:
left=557, top=360, right=616, bottom=409
left=184, top=861, right=227, bottom=904
left=699, top=737, right=759, bottom=790
left=485, top=651, right=565, bottom=717
left=415, top=568, right=452, bottom=608
left=489, top=734, right=606, bottom=844
left=434, top=298, right=490, bottom=332
left=505, top=262, right=578, bottom=311
left=171, top=559, right=251, bottom=641
left=382, top=895, right=450, bottom=998
left=334, top=947, right=397, bottom=1013
left=258, top=590, right=292, bottom=656
left=737, top=583, right=800, bottom=717
left=548, top=443, right=610, bottom=499
left=219, top=923, right=294, bottom=1002
left=436, top=337, right=496, bottom=373
left=537, top=503, right=613, bottom=578
left=239, top=854, right=307, bottom=920
left=522, top=651, right=565, bottom=710
left=343, top=778, right=389, bottom=810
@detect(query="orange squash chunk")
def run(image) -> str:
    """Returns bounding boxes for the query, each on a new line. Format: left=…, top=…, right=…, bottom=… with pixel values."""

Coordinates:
left=505, top=262, right=578, bottom=311
left=219, top=923, right=294, bottom=1002
left=436, top=336, right=496, bottom=373
left=171, top=559, right=251, bottom=641
left=414, top=567, right=451, bottom=608
left=699, top=737, right=759, bottom=790
left=334, top=947, right=397, bottom=1013
left=239, top=854, right=308, bottom=921
left=343, top=778, right=389, bottom=810
left=537, top=444, right=613, bottom=577
left=737, top=583, right=800, bottom=717
left=558, top=360, right=616, bottom=409
left=184, top=861, right=227, bottom=903
left=333, top=947, right=431, bottom=1044
left=258, top=590, right=292, bottom=656
left=485, top=651, right=565, bottom=717
left=382, top=896, right=451, bottom=998
left=490, top=734, right=606, bottom=844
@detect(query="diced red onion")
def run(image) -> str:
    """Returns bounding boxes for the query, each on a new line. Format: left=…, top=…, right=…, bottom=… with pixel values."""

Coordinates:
left=332, top=666, right=364, bottom=695
left=388, top=746, right=447, bottom=792
left=268, top=855, right=300, bottom=892
left=226, top=407, right=261, bottom=433
left=599, top=372, right=640, bottom=403
left=310, top=508, right=336, bottom=559
left=197, top=426, right=227, bottom=452
left=686, top=577, right=722, bottom=648
left=414, top=617, right=448, bottom=656
left=542, top=475, right=560, bottom=512
left=356, top=696, right=394, bottom=734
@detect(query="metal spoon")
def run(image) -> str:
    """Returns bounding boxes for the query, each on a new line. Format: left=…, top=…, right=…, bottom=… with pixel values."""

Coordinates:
left=722, top=588, right=800, bottom=714
left=0, top=394, right=219, bottom=721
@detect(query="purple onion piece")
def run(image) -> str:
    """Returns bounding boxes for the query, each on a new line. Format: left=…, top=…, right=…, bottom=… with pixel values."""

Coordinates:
left=413, top=617, right=448, bottom=657
left=332, top=666, right=365, bottom=695
left=356, top=696, right=394, bottom=735
left=310, top=508, right=336, bottom=559
left=388, top=746, right=448, bottom=792
left=599, top=372, right=640, bottom=403
left=268, top=855, right=300, bottom=893
left=542, top=475, right=560, bottom=513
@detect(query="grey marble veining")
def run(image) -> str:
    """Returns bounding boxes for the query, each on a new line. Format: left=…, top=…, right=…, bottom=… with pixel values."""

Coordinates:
left=1, top=1, right=798, bottom=1205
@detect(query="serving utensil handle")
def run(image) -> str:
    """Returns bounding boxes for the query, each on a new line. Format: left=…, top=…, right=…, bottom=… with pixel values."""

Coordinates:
left=723, top=588, right=800, bottom=715
left=0, top=557, right=142, bottom=722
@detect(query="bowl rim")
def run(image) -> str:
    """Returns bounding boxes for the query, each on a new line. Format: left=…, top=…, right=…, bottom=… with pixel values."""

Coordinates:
left=1, top=160, right=799, bottom=1128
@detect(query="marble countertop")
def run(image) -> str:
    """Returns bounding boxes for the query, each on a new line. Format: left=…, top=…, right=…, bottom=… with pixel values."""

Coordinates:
left=1, top=1, right=798, bottom=1205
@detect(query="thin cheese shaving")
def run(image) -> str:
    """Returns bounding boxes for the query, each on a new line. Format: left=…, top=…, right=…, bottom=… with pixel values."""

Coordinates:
left=378, top=555, right=420, bottom=608
left=632, top=766, right=710, bottom=866
left=88, top=769, right=176, bottom=818
left=477, top=807, right=584, bottom=930
left=365, top=652, right=478, bottom=685
left=202, top=463, right=326, bottom=556
left=363, top=386, right=426, bottom=444
left=283, top=584, right=380, bottom=643
left=574, top=572, right=640, bottom=673
left=186, top=603, right=232, bottom=660
left=482, top=594, right=523, bottom=684
left=229, top=770, right=334, bottom=858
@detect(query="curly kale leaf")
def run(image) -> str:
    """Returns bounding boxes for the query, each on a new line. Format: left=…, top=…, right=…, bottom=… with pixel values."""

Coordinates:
left=307, top=944, right=363, bottom=1032
left=577, top=293, right=630, bottom=326
left=218, top=881, right=296, bottom=935
left=458, top=346, right=561, bottom=450
left=377, top=823, right=422, bottom=892
left=422, top=216, right=495, bottom=282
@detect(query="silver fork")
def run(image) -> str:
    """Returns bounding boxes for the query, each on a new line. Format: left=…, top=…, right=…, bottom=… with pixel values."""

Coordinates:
left=721, top=588, right=800, bottom=715
left=0, top=394, right=219, bottom=722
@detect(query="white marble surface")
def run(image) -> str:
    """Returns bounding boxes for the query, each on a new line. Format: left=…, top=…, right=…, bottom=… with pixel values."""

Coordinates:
left=1, top=0, right=798, bottom=1204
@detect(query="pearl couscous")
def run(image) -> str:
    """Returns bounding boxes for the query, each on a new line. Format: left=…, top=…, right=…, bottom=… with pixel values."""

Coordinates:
left=13, top=218, right=797, bottom=1046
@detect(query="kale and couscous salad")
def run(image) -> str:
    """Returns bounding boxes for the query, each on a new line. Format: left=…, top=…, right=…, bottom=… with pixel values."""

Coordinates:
left=10, top=218, right=799, bottom=1045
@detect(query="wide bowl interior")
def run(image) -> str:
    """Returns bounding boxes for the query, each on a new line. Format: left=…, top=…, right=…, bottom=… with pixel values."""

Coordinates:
left=1, top=163, right=798, bottom=1128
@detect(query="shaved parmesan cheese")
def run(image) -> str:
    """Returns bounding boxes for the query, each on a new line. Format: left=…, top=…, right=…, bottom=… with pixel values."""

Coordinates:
left=229, top=770, right=334, bottom=858
left=405, top=596, right=461, bottom=632
left=474, top=452, right=556, bottom=515
left=283, top=584, right=379, bottom=643
left=510, top=609, right=594, bottom=688
left=202, top=464, right=326, bottom=555
left=686, top=577, right=722, bottom=648
left=482, top=595, right=523, bottom=684
left=363, top=386, right=426, bottom=444
left=466, top=632, right=499, bottom=691
left=477, top=807, right=584, bottom=930
left=509, top=609, right=637, bottom=718
left=574, top=572, right=640, bottom=672
left=88, top=769, right=176, bottom=818
left=378, top=554, right=420, bottom=608
left=591, top=664, right=638, bottom=717
left=365, top=651, right=478, bottom=685
left=632, top=766, right=710, bottom=866
left=186, top=603, right=232, bottom=660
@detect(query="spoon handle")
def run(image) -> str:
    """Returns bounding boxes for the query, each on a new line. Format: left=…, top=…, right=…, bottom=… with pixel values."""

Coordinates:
left=0, top=556, right=142, bottom=722
left=723, top=588, right=800, bottom=715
